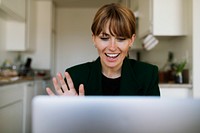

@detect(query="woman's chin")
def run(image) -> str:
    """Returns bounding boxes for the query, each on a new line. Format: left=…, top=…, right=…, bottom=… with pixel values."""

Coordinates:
left=104, top=60, right=121, bottom=68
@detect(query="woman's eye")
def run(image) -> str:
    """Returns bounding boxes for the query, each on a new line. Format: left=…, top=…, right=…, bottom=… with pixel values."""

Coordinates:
left=117, top=38, right=126, bottom=41
left=100, top=37, right=109, bottom=41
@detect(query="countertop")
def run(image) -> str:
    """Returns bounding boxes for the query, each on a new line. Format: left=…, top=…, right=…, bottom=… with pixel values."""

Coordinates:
left=159, top=83, right=192, bottom=89
left=0, top=69, right=51, bottom=86
left=0, top=76, right=192, bottom=89
left=0, top=75, right=51, bottom=86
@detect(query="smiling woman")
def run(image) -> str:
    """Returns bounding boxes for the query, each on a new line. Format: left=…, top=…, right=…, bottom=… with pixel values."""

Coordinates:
left=46, top=3, right=160, bottom=96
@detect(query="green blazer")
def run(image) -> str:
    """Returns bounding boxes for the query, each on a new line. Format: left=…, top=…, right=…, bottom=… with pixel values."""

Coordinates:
left=66, top=57, right=160, bottom=96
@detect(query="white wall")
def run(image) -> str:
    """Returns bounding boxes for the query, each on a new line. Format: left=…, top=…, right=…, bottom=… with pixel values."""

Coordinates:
left=0, top=12, right=7, bottom=64
left=192, top=0, right=200, bottom=98
left=55, top=7, right=98, bottom=73
left=22, top=1, right=52, bottom=70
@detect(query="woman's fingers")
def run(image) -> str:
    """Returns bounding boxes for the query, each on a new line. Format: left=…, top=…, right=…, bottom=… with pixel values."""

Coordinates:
left=47, top=72, right=83, bottom=96
left=64, top=72, right=76, bottom=92
left=46, top=87, right=56, bottom=96
left=52, top=77, right=64, bottom=95
left=79, top=84, right=85, bottom=96
left=57, top=72, right=69, bottom=93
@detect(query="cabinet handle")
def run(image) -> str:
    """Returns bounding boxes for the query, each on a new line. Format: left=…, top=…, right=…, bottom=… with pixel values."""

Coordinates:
left=27, top=83, right=33, bottom=87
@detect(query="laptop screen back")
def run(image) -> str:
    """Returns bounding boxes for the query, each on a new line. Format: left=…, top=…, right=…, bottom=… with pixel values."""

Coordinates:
left=32, top=96, right=200, bottom=133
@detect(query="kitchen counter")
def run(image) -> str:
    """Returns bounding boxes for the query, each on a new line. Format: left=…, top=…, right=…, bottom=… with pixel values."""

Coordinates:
left=1, top=76, right=192, bottom=88
left=159, top=83, right=192, bottom=89
left=0, top=75, right=51, bottom=86
left=0, top=69, right=51, bottom=86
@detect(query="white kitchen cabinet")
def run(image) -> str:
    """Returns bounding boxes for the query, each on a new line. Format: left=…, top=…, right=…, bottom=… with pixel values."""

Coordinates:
left=23, top=81, right=35, bottom=133
left=0, top=80, right=45, bottom=133
left=5, top=0, right=35, bottom=51
left=159, top=84, right=193, bottom=98
left=0, top=83, right=24, bottom=133
left=138, top=0, right=188, bottom=38
left=5, top=20, right=26, bottom=51
left=160, top=88, right=193, bottom=98
left=23, top=80, right=46, bottom=133
left=0, top=0, right=26, bottom=21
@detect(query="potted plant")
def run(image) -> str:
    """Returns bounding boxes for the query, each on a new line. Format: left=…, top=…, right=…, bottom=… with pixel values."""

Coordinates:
left=174, top=60, right=187, bottom=83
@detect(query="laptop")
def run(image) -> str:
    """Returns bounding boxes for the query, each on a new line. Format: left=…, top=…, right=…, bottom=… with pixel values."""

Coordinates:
left=32, top=96, right=200, bottom=133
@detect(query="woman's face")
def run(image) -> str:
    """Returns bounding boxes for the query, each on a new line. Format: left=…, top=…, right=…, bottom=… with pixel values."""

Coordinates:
left=92, top=24, right=135, bottom=71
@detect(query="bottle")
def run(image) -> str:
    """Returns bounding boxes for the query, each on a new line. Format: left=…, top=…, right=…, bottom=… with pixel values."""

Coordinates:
left=14, top=53, right=23, bottom=75
left=161, top=52, right=176, bottom=83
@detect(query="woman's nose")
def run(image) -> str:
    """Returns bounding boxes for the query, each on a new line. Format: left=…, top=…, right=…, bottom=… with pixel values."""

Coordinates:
left=108, top=38, right=117, bottom=50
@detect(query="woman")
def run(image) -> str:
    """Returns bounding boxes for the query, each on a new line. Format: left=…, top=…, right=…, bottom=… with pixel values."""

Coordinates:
left=46, top=3, right=160, bottom=96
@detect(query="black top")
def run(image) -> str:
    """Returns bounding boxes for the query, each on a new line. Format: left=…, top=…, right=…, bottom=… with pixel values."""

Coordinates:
left=66, top=57, right=160, bottom=96
left=102, top=74, right=121, bottom=95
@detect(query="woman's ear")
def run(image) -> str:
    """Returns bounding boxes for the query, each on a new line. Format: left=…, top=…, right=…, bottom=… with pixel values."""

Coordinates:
left=92, top=34, right=94, bottom=42
left=92, top=34, right=96, bottom=47
left=129, top=34, right=136, bottom=47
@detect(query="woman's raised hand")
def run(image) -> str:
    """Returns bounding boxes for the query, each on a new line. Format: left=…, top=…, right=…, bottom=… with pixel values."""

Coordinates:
left=46, top=72, right=85, bottom=96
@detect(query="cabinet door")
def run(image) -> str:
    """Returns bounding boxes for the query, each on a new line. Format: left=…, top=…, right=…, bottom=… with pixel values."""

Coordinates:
left=5, top=0, right=35, bottom=51
left=160, top=88, right=193, bottom=98
left=23, top=81, right=35, bottom=133
left=152, top=0, right=187, bottom=36
left=0, top=82, right=37, bottom=133
left=6, top=20, right=26, bottom=51
left=0, top=0, right=25, bottom=21
left=138, top=0, right=187, bottom=37
left=0, top=101, right=23, bottom=133
left=0, top=84, right=24, bottom=133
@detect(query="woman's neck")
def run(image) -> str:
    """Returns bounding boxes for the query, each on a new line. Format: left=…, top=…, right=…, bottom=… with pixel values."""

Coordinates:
left=101, top=65, right=122, bottom=79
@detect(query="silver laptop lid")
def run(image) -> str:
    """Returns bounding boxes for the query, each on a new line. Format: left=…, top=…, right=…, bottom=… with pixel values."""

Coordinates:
left=32, top=96, right=200, bottom=133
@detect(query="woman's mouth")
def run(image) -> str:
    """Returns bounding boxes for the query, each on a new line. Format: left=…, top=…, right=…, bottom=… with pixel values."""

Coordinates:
left=105, top=53, right=120, bottom=58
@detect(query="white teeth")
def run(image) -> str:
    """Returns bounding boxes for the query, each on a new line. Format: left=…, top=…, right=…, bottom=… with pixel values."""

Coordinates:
left=106, top=53, right=119, bottom=58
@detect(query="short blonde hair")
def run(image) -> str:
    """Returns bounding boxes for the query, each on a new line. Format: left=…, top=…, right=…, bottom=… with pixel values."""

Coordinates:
left=91, top=3, right=136, bottom=38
